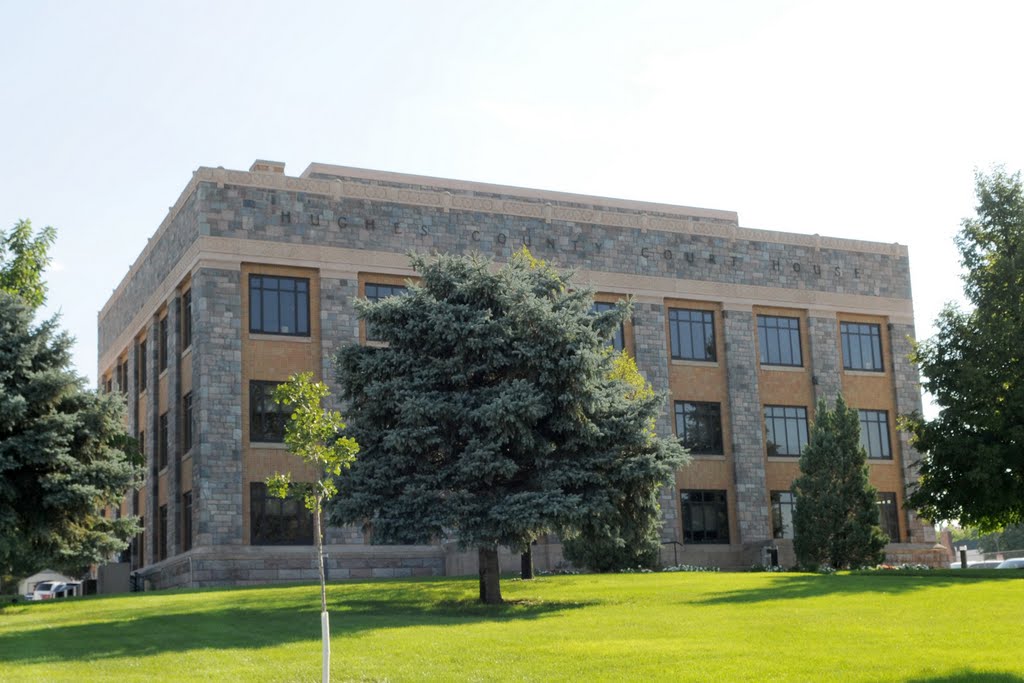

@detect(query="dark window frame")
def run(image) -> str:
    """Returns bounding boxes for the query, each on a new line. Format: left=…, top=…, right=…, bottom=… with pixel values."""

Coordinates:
left=158, top=413, right=169, bottom=470
left=674, top=401, right=724, bottom=455
left=363, top=282, right=409, bottom=342
left=757, top=315, right=803, bottom=367
left=181, top=289, right=192, bottom=350
left=158, top=504, right=168, bottom=561
left=182, top=392, right=194, bottom=454
left=771, top=490, right=796, bottom=539
left=668, top=308, right=716, bottom=362
left=877, top=492, right=900, bottom=542
left=764, top=405, right=809, bottom=457
left=249, top=381, right=291, bottom=443
left=681, top=489, right=730, bottom=544
left=840, top=321, right=884, bottom=372
left=249, top=274, right=311, bottom=337
left=138, top=340, right=147, bottom=392
left=592, top=301, right=626, bottom=352
left=159, top=316, right=168, bottom=372
left=859, top=409, right=892, bottom=460
left=250, top=482, right=314, bottom=546
left=181, top=491, right=192, bottom=552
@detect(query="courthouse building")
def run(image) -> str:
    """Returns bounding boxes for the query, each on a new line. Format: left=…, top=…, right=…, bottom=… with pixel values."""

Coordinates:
left=98, top=160, right=941, bottom=587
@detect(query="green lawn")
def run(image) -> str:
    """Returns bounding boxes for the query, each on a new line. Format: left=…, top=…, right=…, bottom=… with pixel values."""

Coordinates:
left=1, top=571, right=1022, bottom=682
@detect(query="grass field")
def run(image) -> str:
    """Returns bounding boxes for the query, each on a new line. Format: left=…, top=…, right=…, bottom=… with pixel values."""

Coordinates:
left=1, top=570, right=1022, bottom=682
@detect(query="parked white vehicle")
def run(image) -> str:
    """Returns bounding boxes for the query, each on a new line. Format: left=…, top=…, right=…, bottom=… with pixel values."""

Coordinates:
left=996, top=558, right=1024, bottom=569
left=30, top=581, right=80, bottom=600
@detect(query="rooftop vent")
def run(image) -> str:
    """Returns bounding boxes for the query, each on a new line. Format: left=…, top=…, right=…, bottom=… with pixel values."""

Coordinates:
left=249, top=159, right=285, bottom=174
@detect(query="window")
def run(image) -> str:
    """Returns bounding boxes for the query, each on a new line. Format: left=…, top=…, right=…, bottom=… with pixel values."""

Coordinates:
left=758, top=315, right=803, bottom=366
left=250, top=482, right=314, bottom=545
left=593, top=301, right=626, bottom=352
left=841, top=322, right=883, bottom=372
left=181, top=491, right=192, bottom=552
left=771, top=491, right=796, bottom=539
left=674, top=401, right=724, bottom=455
left=138, top=431, right=144, bottom=458
left=764, top=405, right=809, bottom=457
left=250, top=381, right=291, bottom=442
left=859, top=409, right=892, bottom=459
left=182, top=392, right=193, bottom=454
left=138, top=340, right=147, bottom=391
left=158, top=413, right=168, bottom=470
left=159, top=316, right=168, bottom=372
left=104, top=377, right=112, bottom=394
left=876, top=492, right=900, bottom=542
left=364, top=283, right=408, bottom=342
left=681, top=490, right=730, bottom=544
left=181, top=289, right=192, bottom=350
left=668, top=308, right=716, bottom=361
left=116, top=358, right=128, bottom=393
left=249, top=275, right=310, bottom=336
left=158, top=504, right=168, bottom=561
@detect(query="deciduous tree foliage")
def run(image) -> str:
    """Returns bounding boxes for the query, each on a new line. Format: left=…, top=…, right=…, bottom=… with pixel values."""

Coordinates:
left=0, top=292, right=142, bottom=577
left=792, top=396, right=887, bottom=570
left=1, top=219, right=56, bottom=309
left=266, top=372, right=359, bottom=683
left=906, top=169, right=1024, bottom=531
left=332, top=251, right=687, bottom=602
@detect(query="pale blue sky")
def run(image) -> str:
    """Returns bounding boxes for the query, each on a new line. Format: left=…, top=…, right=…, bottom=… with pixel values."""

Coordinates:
left=3, top=1, right=1023, bottom=407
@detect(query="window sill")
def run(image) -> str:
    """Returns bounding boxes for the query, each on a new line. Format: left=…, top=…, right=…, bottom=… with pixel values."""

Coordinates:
left=249, top=441, right=289, bottom=450
left=689, top=453, right=726, bottom=461
left=159, top=368, right=169, bottom=381
left=760, top=364, right=805, bottom=373
left=181, top=345, right=193, bottom=360
left=867, top=458, right=896, bottom=465
left=249, top=333, right=312, bottom=343
left=671, top=359, right=719, bottom=368
left=844, top=369, right=887, bottom=377
left=766, top=455, right=802, bottom=462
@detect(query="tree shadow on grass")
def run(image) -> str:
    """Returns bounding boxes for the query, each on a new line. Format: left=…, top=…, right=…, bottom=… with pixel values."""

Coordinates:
left=906, top=671, right=1024, bottom=683
left=0, top=583, right=591, bottom=665
left=693, top=571, right=1019, bottom=605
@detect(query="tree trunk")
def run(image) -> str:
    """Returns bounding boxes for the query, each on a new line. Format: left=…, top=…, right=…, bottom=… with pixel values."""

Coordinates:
left=521, top=544, right=534, bottom=580
left=315, top=498, right=330, bottom=683
left=478, top=546, right=503, bottom=604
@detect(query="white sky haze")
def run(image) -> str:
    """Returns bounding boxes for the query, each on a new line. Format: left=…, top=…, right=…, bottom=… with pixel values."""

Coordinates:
left=3, top=1, right=1024, bottom=416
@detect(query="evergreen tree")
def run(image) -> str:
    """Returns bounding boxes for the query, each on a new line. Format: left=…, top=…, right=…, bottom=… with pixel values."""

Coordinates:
left=0, top=291, right=142, bottom=577
left=906, top=168, right=1024, bottom=530
left=792, top=396, right=887, bottom=570
left=332, top=250, right=687, bottom=603
left=561, top=352, right=673, bottom=572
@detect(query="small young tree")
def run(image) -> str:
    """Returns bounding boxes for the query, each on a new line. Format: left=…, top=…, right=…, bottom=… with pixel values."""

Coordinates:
left=266, top=372, right=359, bottom=683
left=792, top=396, right=888, bottom=570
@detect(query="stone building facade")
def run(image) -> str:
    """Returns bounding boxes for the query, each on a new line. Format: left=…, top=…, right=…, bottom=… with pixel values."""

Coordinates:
left=98, top=160, right=941, bottom=587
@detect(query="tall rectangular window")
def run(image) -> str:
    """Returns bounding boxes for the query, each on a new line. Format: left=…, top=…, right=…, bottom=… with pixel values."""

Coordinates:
left=771, top=491, right=796, bottom=539
left=182, top=392, right=193, bottom=454
left=158, top=504, right=168, bottom=561
left=181, top=491, right=192, bottom=552
left=250, top=482, right=314, bottom=545
left=250, top=381, right=291, bottom=443
left=159, top=316, right=168, bottom=372
left=138, top=340, right=147, bottom=391
left=364, top=283, right=408, bottom=342
left=158, top=412, right=169, bottom=470
left=249, top=275, right=310, bottom=336
left=181, top=289, right=192, bottom=350
left=593, top=301, right=626, bottom=352
left=841, top=322, right=883, bottom=372
left=758, top=315, right=803, bottom=366
left=674, top=401, right=724, bottom=455
left=681, top=490, right=730, bottom=544
left=876, top=492, right=900, bottom=542
left=859, top=409, right=892, bottom=459
left=668, top=308, right=716, bottom=361
left=764, top=405, right=809, bottom=457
